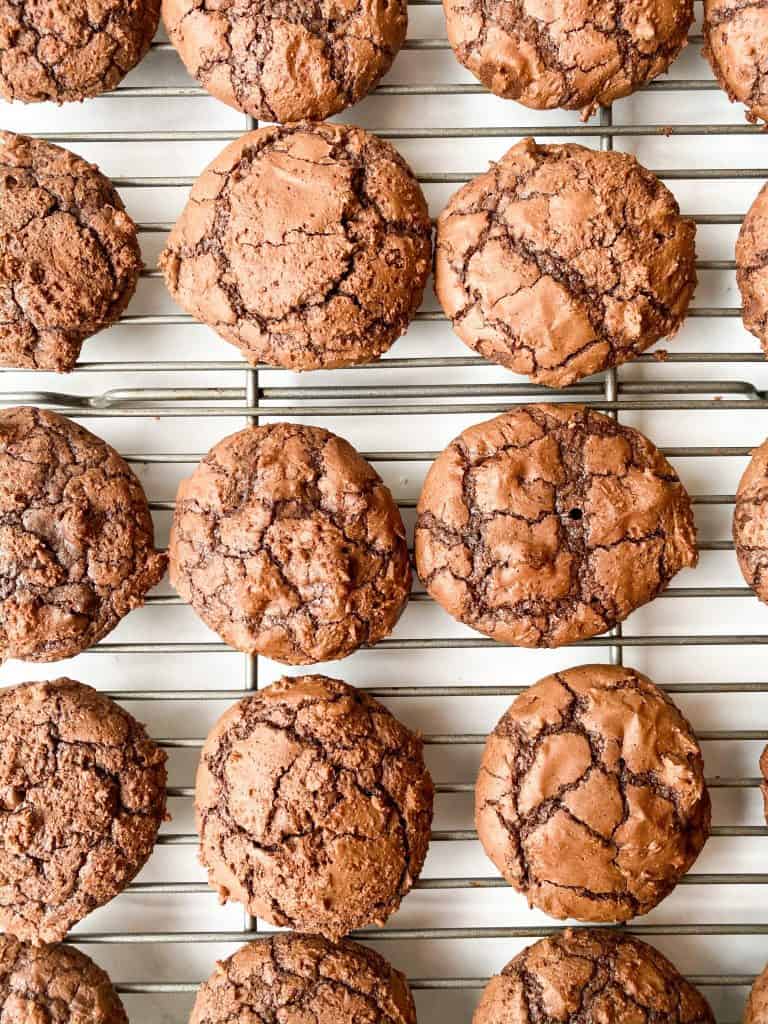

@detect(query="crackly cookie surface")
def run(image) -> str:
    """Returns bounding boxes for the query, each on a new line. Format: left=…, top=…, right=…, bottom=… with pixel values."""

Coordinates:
left=0, top=406, right=167, bottom=662
left=445, top=0, right=693, bottom=114
left=0, top=132, right=142, bottom=372
left=474, top=929, right=714, bottom=1024
left=195, top=675, right=434, bottom=940
left=159, top=123, right=432, bottom=371
left=169, top=422, right=411, bottom=664
left=435, top=139, right=697, bottom=387
left=415, top=405, right=698, bottom=648
left=737, top=182, right=768, bottom=352
left=476, top=664, right=710, bottom=922
left=163, top=0, right=407, bottom=122
left=0, top=934, right=127, bottom=1022
left=704, top=0, right=768, bottom=123
left=191, top=933, right=416, bottom=1024
left=0, top=678, right=167, bottom=944
left=733, top=437, right=768, bottom=603
left=0, top=0, right=159, bottom=103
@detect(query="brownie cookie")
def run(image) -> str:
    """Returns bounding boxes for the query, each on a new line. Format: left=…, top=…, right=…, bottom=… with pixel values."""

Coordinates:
left=0, top=0, right=160, bottom=103
left=435, top=138, right=697, bottom=387
left=0, top=132, right=142, bottom=372
left=746, top=961, right=768, bottom=1024
left=163, top=0, right=406, bottom=123
left=195, top=674, right=434, bottom=940
left=169, top=422, right=411, bottom=664
left=476, top=664, right=710, bottom=922
left=737, top=182, right=768, bottom=353
left=733, top=438, right=768, bottom=604
left=0, top=934, right=127, bottom=1022
left=415, top=405, right=698, bottom=648
left=704, top=0, right=768, bottom=124
left=159, top=123, right=432, bottom=371
left=0, top=407, right=167, bottom=663
left=474, top=929, right=715, bottom=1024
left=191, top=933, right=415, bottom=1024
left=444, top=0, right=694, bottom=116
left=0, top=678, right=167, bottom=944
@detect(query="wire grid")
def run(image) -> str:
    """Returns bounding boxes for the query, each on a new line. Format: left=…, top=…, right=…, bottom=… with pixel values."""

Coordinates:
left=3, top=6, right=768, bottom=1023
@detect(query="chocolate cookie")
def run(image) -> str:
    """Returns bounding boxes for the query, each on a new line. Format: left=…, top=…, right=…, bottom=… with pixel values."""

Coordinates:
left=444, top=0, right=693, bottom=116
left=195, top=674, right=434, bottom=940
left=736, top=182, right=768, bottom=353
left=0, top=0, right=159, bottom=103
left=0, top=678, right=167, bottom=944
left=415, top=405, right=698, bottom=648
left=435, top=138, right=697, bottom=387
left=476, top=664, right=710, bottom=922
left=191, top=933, right=416, bottom=1024
left=733, top=438, right=768, bottom=604
left=746, top=961, right=768, bottom=1024
left=163, top=0, right=406, bottom=122
left=0, top=132, right=142, bottom=372
left=704, top=0, right=768, bottom=124
left=474, top=929, right=715, bottom=1024
left=159, top=123, right=432, bottom=371
left=0, top=407, right=167, bottom=663
left=0, top=934, right=127, bottom=1022
left=169, top=422, right=411, bottom=664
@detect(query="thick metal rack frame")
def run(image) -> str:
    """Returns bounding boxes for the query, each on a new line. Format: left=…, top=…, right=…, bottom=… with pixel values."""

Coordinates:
left=8, top=20, right=768, bottom=1019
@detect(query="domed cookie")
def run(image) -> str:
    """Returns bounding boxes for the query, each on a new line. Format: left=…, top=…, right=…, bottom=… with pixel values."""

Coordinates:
left=736, top=182, right=768, bottom=353
left=195, top=674, right=434, bottom=940
left=415, top=404, right=698, bottom=648
left=704, top=0, right=768, bottom=124
left=476, top=664, right=710, bottom=922
left=159, top=123, right=432, bottom=371
left=0, top=678, right=167, bottom=943
left=435, top=139, right=696, bottom=387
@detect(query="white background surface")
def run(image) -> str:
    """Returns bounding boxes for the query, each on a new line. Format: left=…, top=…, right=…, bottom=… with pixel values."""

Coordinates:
left=1, top=2, right=768, bottom=1021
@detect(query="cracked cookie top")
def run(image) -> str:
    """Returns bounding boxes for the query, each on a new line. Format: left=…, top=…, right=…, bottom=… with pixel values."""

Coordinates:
left=191, top=933, right=416, bottom=1024
left=0, top=934, right=128, bottom=1023
left=473, top=929, right=715, bottom=1024
left=162, top=0, right=407, bottom=122
left=0, top=0, right=159, bottom=103
left=444, top=0, right=694, bottom=115
left=159, top=123, right=432, bottom=371
left=195, top=674, right=434, bottom=940
left=0, top=678, right=167, bottom=944
left=169, top=421, right=412, bottom=664
left=0, top=407, right=167, bottom=663
left=736, top=182, right=768, bottom=353
left=475, top=664, right=710, bottom=923
left=733, top=437, right=768, bottom=603
left=0, top=132, right=142, bottom=372
left=435, top=139, right=696, bottom=388
left=415, top=405, right=698, bottom=648
left=704, top=0, right=768, bottom=123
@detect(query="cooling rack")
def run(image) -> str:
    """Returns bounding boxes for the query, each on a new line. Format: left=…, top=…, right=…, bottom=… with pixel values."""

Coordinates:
left=2, top=2, right=768, bottom=1022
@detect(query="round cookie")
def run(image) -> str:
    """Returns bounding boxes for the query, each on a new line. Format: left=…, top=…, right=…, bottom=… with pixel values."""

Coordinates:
left=191, top=933, right=415, bottom=1024
left=704, top=0, right=768, bottom=124
left=0, top=678, right=167, bottom=944
left=415, top=404, right=698, bottom=648
left=169, top=422, right=411, bottom=664
left=159, top=123, right=432, bottom=371
left=736, top=182, right=768, bottom=352
left=195, top=674, right=434, bottom=940
left=0, top=132, right=142, bottom=372
left=473, top=929, right=715, bottom=1024
left=444, top=0, right=693, bottom=115
left=0, top=407, right=167, bottom=662
left=435, top=138, right=697, bottom=387
left=476, top=664, right=710, bottom=922
left=733, top=438, right=768, bottom=603
left=746, top=961, right=768, bottom=1024
left=0, top=0, right=159, bottom=103
left=163, top=0, right=407, bottom=123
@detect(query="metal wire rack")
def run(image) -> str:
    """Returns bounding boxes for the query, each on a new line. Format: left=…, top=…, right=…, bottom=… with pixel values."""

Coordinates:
left=3, top=7, right=768, bottom=1022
